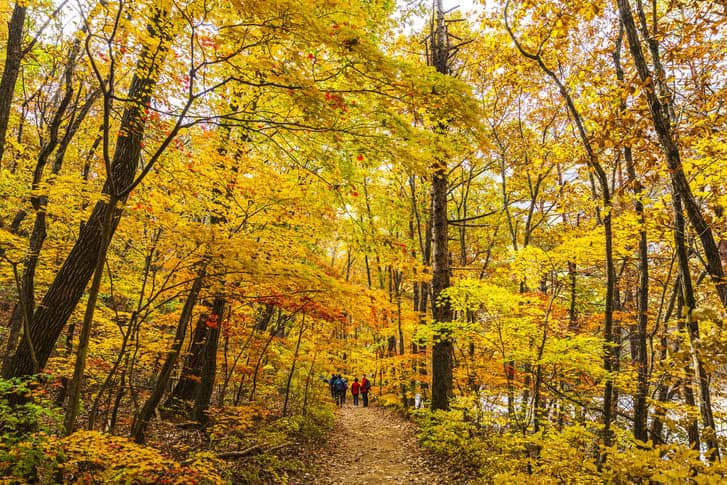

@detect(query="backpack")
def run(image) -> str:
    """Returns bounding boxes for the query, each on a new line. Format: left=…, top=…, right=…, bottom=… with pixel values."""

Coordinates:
left=362, top=378, right=371, bottom=391
left=334, top=377, right=345, bottom=391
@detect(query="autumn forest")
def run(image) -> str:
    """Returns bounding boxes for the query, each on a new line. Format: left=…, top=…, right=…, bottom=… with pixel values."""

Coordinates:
left=1, top=0, right=726, bottom=482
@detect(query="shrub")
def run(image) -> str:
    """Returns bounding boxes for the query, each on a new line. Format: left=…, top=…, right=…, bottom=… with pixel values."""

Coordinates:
left=0, top=376, right=63, bottom=482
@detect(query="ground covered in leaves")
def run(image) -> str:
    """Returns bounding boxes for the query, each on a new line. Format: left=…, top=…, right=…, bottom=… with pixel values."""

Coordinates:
left=295, top=403, right=469, bottom=484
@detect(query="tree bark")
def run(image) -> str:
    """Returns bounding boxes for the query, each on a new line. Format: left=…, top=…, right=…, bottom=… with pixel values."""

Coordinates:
left=429, top=0, right=453, bottom=413
left=613, top=23, right=650, bottom=443
left=192, top=294, right=224, bottom=424
left=64, top=194, right=116, bottom=435
left=505, top=2, right=617, bottom=457
left=672, top=189, right=719, bottom=460
left=3, top=6, right=173, bottom=379
left=168, top=311, right=209, bottom=403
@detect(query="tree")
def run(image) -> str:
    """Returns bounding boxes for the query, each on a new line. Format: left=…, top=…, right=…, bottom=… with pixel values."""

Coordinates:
left=428, top=0, right=454, bottom=413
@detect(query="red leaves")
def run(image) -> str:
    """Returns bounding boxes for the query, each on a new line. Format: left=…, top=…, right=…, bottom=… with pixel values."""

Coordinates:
left=356, top=154, right=364, bottom=161
left=131, top=203, right=153, bottom=212
left=206, top=313, right=219, bottom=329
left=324, top=91, right=348, bottom=112
left=199, top=36, right=218, bottom=50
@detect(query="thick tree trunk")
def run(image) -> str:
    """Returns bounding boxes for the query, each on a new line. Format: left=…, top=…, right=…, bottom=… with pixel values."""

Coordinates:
left=192, top=294, right=224, bottom=424
left=168, top=311, right=209, bottom=403
left=430, top=168, right=453, bottom=411
left=3, top=7, right=172, bottom=379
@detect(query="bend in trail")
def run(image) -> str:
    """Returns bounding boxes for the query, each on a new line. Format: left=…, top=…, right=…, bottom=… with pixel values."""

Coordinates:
left=305, top=404, right=464, bottom=484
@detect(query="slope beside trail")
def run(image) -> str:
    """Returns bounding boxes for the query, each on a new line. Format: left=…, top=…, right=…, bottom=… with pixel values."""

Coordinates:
left=302, top=403, right=466, bottom=484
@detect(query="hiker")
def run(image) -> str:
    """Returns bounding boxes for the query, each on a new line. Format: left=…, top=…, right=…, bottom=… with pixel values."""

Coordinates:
left=351, top=377, right=360, bottom=406
left=329, top=374, right=337, bottom=400
left=333, top=375, right=346, bottom=406
left=360, top=374, right=371, bottom=407
left=341, top=377, right=348, bottom=404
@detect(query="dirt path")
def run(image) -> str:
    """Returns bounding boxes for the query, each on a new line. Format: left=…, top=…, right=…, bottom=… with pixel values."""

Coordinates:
left=302, top=403, right=463, bottom=484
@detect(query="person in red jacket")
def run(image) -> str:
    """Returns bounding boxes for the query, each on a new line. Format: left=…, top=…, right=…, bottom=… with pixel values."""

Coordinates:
left=350, top=377, right=361, bottom=406
left=360, top=374, right=371, bottom=407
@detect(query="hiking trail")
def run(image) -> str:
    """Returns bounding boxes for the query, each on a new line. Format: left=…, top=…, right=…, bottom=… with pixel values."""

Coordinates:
left=300, top=403, right=465, bottom=484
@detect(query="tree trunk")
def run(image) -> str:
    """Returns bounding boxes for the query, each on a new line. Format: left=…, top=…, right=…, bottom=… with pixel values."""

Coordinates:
left=612, top=23, right=650, bottom=443
left=506, top=6, right=617, bottom=455
left=302, top=351, right=317, bottom=416
left=192, top=294, right=224, bottom=424
left=429, top=0, right=453, bottom=413
left=650, top=274, right=679, bottom=444
left=64, top=195, right=116, bottom=435
left=672, top=189, right=719, bottom=460
left=249, top=331, right=276, bottom=402
left=674, top=290, right=701, bottom=451
left=3, top=5, right=172, bottom=379
left=168, top=311, right=209, bottom=403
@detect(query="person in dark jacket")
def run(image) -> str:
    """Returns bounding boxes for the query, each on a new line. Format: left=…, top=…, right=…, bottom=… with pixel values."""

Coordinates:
left=360, top=374, right=371, bottom=407
left=351, top=377, right=360, bottom=406
left=333, top=375, right=346, bottom=406
left=329, top=374, right=337, bottom=400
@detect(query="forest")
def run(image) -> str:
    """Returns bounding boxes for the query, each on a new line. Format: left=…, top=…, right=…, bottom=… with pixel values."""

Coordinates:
left=0, top=0, right=726, bottom=483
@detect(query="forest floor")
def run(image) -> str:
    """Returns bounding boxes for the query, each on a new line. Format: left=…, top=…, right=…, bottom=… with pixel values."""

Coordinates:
left=294, top=401, right=471, bottom=484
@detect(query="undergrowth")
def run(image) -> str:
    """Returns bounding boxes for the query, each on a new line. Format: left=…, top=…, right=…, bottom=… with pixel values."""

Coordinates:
left=0, top=376, right=335, bottom=484
left=410, top=397, right=727, bottom=484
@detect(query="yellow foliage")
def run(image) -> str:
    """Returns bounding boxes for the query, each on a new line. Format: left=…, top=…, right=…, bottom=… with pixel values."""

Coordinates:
left=56, top=431, right=228, bottom=484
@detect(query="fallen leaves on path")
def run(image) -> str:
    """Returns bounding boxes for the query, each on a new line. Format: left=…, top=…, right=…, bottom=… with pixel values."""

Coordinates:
left=297, top=404, right=467, bottom=484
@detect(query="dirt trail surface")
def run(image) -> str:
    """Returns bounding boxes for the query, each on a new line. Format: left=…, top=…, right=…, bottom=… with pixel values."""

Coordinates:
left=301, top=404, right=465, bottom=484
